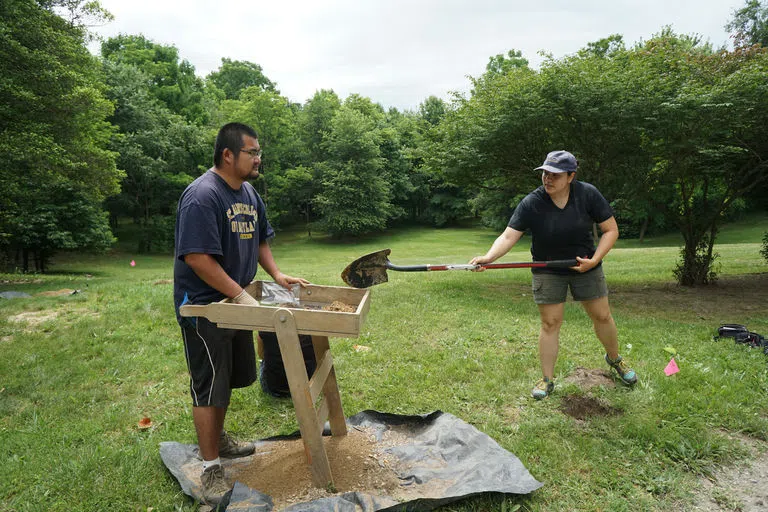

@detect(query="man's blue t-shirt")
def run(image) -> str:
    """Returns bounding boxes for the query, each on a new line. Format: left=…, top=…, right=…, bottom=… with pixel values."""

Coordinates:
left=507, top=180, right=613, bottom=274
left=173, top=169, right=274, bottom=324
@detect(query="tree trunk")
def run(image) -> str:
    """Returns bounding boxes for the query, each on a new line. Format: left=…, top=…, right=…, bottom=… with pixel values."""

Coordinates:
left=38, top=250, right=48, bottom=273
left=638, top=217, right=649, bottom=242
left=675, top=227, right=718, bottom=286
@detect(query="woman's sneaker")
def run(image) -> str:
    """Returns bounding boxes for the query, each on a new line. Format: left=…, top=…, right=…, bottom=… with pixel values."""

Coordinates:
left=531, top=377, right=554, bottom=399
left=605, top=354, right=637, bottom=385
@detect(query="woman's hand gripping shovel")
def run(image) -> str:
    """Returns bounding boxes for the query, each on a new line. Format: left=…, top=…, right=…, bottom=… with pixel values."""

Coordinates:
left=341, top=248, right=578, bottom=288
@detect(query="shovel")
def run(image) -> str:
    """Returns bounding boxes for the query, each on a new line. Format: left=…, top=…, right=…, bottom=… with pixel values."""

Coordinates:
left=341, top=249, right=578, bottom=288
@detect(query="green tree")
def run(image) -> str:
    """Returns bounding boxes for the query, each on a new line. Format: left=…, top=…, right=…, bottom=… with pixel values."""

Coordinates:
left=377, top=123, right=410, bottom=224
left=47, top=0, right=114, bottom=27
left=344, top=93, right=386, bottom=119
left=268, top=165, right=316, bottom=235
left=217, top=85, right=304, bottom=227
left=206, top=58, right=277, bottom=99
left=579, top=34, right=625, bottom=58
left=537, top=36, right=663, bottom=240
left=484, top=49, right=529, bottom=77
left=726, top=1, right=768, bottom=213
left=0, top=0, right=121, bottom=271
left=220, top=87, right=300, bottom=172
left=727, top=0, right=768, bottom=47
left=299, top=89, right=341, bottom=163
left=102, top=60, right=208, bottom=252
left=427, top=63, right=549, bottom=230
left=426, top=30, right=768, bottom=285
left=761, top=232, right=768, bottom=262
left=640, top=41, right=768, bottom=284
left=418, top=95, right=447, bottom=126
left=315, top=106, right=392, bottom=236
left=402, top=100, right=469, bottom=227
left=101, top=34, right=208, bottom=124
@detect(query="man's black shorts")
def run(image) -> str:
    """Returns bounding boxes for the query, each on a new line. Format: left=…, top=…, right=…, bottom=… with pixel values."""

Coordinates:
left=181, top=317, right=256, bottom=407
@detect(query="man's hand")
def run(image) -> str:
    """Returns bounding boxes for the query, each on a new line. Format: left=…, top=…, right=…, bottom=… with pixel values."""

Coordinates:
left=232, top=289, right=259, bottom=305
left=273, top=272, right=310, bottom=290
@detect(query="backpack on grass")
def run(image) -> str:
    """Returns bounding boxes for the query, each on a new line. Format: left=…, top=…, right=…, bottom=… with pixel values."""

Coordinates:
left=714, top=324, right=767, bottom=353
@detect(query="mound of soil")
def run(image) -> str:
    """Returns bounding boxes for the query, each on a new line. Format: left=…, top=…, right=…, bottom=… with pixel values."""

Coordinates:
left=228, top=427, right=402, bottom=510
left=564, top=367, right=615, bottom=389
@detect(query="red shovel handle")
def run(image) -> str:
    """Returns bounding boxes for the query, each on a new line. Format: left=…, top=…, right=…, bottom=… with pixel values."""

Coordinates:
left=422, top=259, right=579, bottom=271
left=481, top=259, right=579, bottom=269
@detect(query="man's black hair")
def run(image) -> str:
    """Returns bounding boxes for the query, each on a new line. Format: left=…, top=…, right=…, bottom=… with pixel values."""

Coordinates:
left=213, top=122, right=259, bottom=167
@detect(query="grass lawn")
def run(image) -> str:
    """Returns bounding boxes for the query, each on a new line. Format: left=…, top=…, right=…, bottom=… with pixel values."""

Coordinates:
left=1, top=214, right=767, bottom=511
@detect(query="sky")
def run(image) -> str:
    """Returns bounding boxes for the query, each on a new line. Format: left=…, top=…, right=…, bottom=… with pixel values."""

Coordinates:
left=88, top=0, right=746, bottom=112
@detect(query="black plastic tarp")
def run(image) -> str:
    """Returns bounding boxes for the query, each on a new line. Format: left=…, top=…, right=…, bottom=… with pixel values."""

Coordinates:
left=160, top=410, right=543, bottom=511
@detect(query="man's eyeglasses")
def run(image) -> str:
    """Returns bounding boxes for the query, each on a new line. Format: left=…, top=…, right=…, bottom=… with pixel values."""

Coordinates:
left=240, top=148, right=262, bottom=159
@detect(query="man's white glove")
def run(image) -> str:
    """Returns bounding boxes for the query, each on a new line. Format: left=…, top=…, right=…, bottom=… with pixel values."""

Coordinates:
left=232, top=289, right=258, bottom=305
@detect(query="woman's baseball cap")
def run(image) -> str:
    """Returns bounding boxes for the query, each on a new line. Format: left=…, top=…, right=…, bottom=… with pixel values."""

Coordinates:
left=535, top=150, right=578, bottom=173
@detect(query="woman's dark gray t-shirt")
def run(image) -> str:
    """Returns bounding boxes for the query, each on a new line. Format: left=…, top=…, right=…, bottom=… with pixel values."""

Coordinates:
left=507, top=180, right=613, bottom=273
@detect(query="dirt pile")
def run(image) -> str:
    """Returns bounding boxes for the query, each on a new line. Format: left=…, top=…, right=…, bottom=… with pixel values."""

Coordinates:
left=228, top=427, right=401, bottom=509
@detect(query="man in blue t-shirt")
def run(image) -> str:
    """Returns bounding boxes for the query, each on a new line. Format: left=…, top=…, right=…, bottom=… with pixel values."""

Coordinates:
left=173, top=122, right=308, bottom=506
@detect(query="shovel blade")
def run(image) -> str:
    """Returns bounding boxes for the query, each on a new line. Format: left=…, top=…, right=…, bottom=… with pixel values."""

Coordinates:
left=341, top=249, right=391, bottom=288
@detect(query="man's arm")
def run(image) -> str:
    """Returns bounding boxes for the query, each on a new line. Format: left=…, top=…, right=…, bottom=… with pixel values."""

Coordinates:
left=183, top=253, right=243, bottom=299
left=258, top=241, right=310, bottom=289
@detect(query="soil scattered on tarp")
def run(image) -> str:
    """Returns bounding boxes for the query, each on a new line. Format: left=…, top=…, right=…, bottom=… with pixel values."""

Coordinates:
left=559, top=394, right=621, bottom=420
left=167, top=411, right=538, bottom=511
left=228, top=427, right=402, bottom=509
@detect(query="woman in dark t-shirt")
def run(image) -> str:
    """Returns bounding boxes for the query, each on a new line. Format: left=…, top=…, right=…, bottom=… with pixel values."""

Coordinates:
left=470, top=150, right=638, bottom=399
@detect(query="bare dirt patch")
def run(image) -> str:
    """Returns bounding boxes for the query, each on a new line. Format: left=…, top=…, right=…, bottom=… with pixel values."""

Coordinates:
left=7, top=307, right=100, bottom=331
left=559, top=394, right=621, bottom=421
left=0, top=278, right=43, bottom=285
left=610, top=273, right=768, bottom=322
left=564, top=367, right=616, bottom=390
left=502, top=404, right=522, bottom=424
left=686, top=436, right=768, bottom=512
left=35, top=288, right=78, bottom=297
left=8, top=310, right=60, bottom=326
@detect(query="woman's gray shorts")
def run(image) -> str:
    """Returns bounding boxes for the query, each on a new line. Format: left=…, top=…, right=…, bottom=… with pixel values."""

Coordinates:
left=532, top=266, right=608, bottom=304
